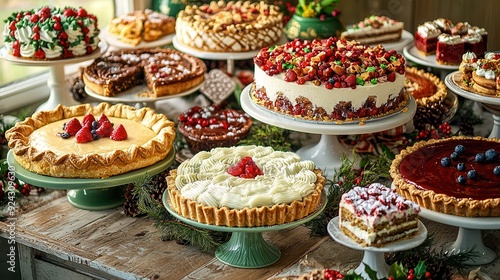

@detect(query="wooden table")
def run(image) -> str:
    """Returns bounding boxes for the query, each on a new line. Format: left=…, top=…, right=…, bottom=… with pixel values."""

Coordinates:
left=1, top=194, right=499, bottom=280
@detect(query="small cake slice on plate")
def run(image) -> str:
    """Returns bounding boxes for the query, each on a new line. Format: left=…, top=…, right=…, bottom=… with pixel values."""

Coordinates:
left=340, top=15, right=404, bottom=45
left=414, top=21, right=441, bottom=55
left=338, top=183, right=421, bottom=247
left=436, top=33, right=464, bottom=65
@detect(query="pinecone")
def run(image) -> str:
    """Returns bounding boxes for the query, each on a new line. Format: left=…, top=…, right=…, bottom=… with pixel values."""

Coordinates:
left=458, top=118, right=475, bottom=136
left=123, top=183, right=141, bottom=217
left=150, top=170, right=170, bottom=202
left=413, top=101, right=448, bottom=130
left=69, top=68, right=87, bottom=101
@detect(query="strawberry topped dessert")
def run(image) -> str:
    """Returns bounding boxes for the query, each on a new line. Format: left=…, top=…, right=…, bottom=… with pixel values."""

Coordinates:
left=251, top=37, right=408, bottom=123
left=167, top=145, right=325, bottom=227
left=6, top=103, right=176, bottom=179
left=2, top=6, right=100, bottom=59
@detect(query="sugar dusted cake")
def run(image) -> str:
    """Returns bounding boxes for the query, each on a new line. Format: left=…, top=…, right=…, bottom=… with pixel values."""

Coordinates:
left=338, top=183, right=421, bottom=247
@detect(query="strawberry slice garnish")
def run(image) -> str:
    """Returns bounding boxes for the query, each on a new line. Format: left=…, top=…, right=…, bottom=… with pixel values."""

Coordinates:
left=64, top=118, right=82, bottom=136
left=110, top=124, right=127, bottom=141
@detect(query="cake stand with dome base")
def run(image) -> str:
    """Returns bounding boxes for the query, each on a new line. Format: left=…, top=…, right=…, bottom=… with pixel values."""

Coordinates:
left=445, top=71, right=500, bottom=138
left=0, top=41, right=108, bottom=112
left=162, top=193, right=327, bottom=268
left=419, top=208, right=500, bottom=265
left=328, top=217, right=428, bottom=279
left=7, top=149, right=175, bottom=211
left=240, top=85, right=417, bottom=176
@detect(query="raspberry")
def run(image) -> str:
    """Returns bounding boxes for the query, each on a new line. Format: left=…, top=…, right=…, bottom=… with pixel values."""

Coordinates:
left=96, top=121, right=113, bottom=138
left=82, top=113, right=96, bottom=127
left=227, top=157, right=263, bottom=178
left=75, top=127, right=93, bottom=143
left=98, top=113, right=110, bottom=126
left=110, top=124, right=128, bottom=141
left=64, top=118, right=82, bottom=136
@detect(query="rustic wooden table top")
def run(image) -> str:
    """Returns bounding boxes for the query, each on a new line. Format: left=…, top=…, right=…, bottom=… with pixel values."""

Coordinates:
left=1, top=193, right=499, bottom=280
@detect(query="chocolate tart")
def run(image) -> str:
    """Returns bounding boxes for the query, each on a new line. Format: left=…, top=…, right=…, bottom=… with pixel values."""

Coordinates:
left=6, top=103, right=176, bottom=179
left=390, top=136, right=500, bottom=217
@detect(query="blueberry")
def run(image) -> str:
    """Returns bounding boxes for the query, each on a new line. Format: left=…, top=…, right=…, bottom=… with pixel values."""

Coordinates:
left=457, top=175, right=466, bottom=185
left=92, top=120, right=99, bottom=129
left=59, top=132, right=70, bottom=139
left=475, top=153, right=486, bottom=163
left=467, top=170, right=477, bottom=179
left=92, top=132, right=100, bottom=140
left=454, top=144, right=465, bottom=154
left=450, top=152, right=460, bottom=160
left=441, top=157, right=451, bottom=167
left=485, top=149, right=498, bottom=162
left=494, top=166, right=500, bottom=176
left=457, top=162, right=466, bottom=171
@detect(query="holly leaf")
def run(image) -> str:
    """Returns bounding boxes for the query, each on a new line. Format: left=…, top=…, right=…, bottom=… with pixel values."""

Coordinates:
left=414, top=260, right=427, bottom=279
left=388, top=262, right=407, bottom=280
left=363, top=263, right=380, bottom=280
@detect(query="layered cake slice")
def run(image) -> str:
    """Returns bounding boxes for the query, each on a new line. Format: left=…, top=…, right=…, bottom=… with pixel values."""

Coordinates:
left=340, top=15, right=404, bottom=45
left=338, top=183, right=421, bottom=247
left=436, top=33, right=464, bottom=65
left=414, top=21, right=441, bottom=55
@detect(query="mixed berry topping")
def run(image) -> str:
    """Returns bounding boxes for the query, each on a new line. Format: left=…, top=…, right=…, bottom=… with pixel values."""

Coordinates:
left=58, top=113, right=127, bottom=143
left=253, top=37, right=405, bottom=89
left=227, top=156, right=263, bottom=179
left=178, top=105, right=250, bottom=135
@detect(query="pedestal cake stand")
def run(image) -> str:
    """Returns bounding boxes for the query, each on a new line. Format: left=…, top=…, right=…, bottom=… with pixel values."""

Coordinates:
left=172, top=35, right=287, bottom=75
left=419, top=208, right=500, bottom=265
left=0, top=41, right=108, bottom=112
left=328, top=217, right=427, bottom=279
left=240, top=85, right=417, bottom=175
left=445, top=71, right=500, bottom=138
left=7, top=149, right=175, bottom=210
left=163, top=192, right=327, bottom=268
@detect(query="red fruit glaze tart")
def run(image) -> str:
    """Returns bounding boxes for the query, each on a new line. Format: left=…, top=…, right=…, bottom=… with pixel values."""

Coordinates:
left=3, top=6, right=100, bottom=59
left=251, top=37, right=408, bottom=123
left=391, top=136, right=500, bottom=217
left=177, top=105, right=252, bottom=154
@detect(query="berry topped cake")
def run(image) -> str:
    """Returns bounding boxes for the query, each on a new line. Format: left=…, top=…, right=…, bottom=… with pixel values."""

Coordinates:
left=338, top=183, right=421, bottom=247
left=340, top=15, right=404, bottom=45
left=167, top=145, right=325, bottom=227
left=6, top=103, right=176, bottom=179
left=251, top=37, right=408, bottom=123
left=391, top=136, right=500, bottom=217
left=459, top=51, right=500, bottom=96
left=177, top=105, right=252, bottom=154
left=3, top=6, right=100, bottom=59
left=175, top=0, right=283, bottom=52
left=83, top=48, right=206, bottom=97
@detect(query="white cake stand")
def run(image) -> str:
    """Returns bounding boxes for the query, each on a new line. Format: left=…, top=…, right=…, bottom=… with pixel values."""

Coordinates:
left=419, top=208, right=500, bottom=265
left=240, top=85, right=417, bottom=176
left=444, top=71, right=500, bottom=138
left=172, top=35, right=287, bottom=75
left=328, top=217, right=427, bottom=279
left=403, top=45, right=458, bottom=80
left=0, top=41, right=108, bottom=112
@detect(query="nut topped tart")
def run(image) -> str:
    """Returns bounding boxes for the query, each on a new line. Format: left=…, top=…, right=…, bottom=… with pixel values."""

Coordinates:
left=6, top=103, right=176, bottom=179
left=251, top=37, right=408, bottom=123
left=83, top=48, right=206, bottom=98
left=167, top=145, right=325, bottom=227
left=390, top=136, right=500, bottom=217
left=459, top=51, right=500, bottom=97
left=175, top=0, right=283, bottom=52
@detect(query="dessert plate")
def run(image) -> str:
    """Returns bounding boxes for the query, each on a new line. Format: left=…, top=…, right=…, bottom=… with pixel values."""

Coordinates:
left=85, top=82, right=202, bottom=103
left=99, top=26, right=174, bottom=49
left=403, top=45, right=458, bottom=70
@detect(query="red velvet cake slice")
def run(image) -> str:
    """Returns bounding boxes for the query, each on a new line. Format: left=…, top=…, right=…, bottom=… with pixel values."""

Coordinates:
left=338, top=183, right=421, bottom=247
left=436, top=34, right=464, bottom=65
left=463, top=33, right=486, bottom=58
left=414, top=21, right=441, bottom=55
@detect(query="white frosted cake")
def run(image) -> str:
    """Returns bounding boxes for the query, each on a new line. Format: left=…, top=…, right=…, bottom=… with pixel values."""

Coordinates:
left=338, top=183, right=421, bottom=247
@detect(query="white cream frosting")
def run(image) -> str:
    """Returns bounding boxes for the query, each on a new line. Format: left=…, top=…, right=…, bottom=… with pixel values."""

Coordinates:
left=438, top=33, right=462, bottom=44
left=175, top=145, right=318, bottom=209
left=254, top=66, right=405, bottom=110
left=417, top=21, right=441, bottom=38
left=340, top=220, right=418, bottom=246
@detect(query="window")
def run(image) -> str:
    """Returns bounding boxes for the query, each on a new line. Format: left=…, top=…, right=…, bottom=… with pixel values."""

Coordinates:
left=0, top=0, right=120, bottom=114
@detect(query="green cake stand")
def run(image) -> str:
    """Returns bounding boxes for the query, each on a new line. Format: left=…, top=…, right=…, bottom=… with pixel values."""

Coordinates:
left=163, top=191, right=326, bottom=268
left=7, top=149, right=175, bottom=210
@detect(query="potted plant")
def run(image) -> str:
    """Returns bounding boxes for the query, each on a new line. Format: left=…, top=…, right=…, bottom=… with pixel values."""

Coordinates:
left=284, top=0, right=344, bottom=40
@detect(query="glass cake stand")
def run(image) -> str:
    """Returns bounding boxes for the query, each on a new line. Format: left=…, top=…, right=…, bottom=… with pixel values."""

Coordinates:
left=0, top=41, right=108, bottom=112
left=419, top=208, right=500, bottom=265
left=403, top=45, right=458, bottom=80
left=240, top=85, right=417, bottom=176
left=328, top=216, right=428, bottom=279
left=162, top=192, right=327, bottom=268
left=7, top=149, right=175, bottom=210
left=172, top=35, right=287, bottom=75
left=445, top=71, right=500, bottom=138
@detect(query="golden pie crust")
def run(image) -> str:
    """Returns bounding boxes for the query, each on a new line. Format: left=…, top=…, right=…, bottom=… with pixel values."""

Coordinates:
left=108, top=9, right=175, bottom=46
left=404, top=67, right=447, bottom=106
left=390, top=136, right=500, bottom=217
left=166, top=169, right=325, bottom=227
left=6, top=103, right=176, bottom=179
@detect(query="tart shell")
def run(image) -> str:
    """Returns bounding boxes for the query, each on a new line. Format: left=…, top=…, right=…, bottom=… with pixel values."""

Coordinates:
left=6, top=102, right=176, bottom=179
left=166, top=169, right=325, bottom=227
